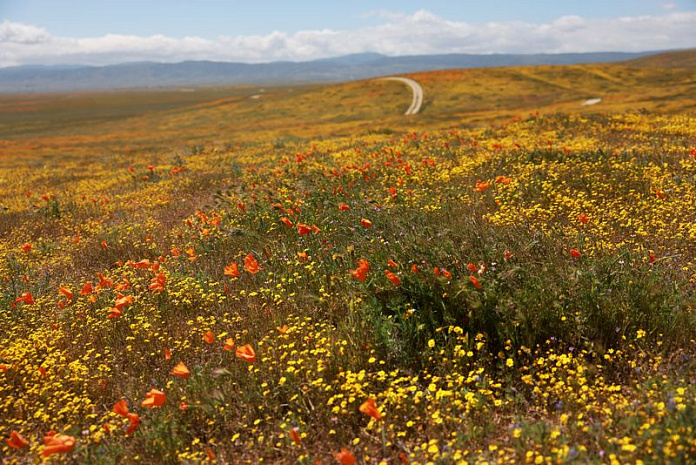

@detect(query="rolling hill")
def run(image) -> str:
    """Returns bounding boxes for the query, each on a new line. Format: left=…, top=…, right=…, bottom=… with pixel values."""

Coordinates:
left=0, top=50, right=664, bottom=93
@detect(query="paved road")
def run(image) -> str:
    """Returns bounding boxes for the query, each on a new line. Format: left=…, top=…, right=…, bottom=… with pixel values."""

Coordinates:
left=377, top=77, right=424, bottom=115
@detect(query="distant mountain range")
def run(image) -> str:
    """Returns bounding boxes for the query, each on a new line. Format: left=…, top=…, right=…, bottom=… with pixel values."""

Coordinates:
left=0, top=51, right=668, bottom=93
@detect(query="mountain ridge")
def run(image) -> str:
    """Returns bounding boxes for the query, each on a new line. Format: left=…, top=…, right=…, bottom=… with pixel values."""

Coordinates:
left=0, top=49, right=686, bottom=93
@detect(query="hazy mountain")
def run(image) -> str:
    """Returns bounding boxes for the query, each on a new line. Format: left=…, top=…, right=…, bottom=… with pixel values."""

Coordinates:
left=0, top=50, right=667, bottom=93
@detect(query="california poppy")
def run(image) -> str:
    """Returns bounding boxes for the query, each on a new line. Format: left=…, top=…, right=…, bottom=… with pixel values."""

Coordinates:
left=351, top=259, right=370, bottom=282
left=165, top=348, right=172, bottom=360
left=6, top=431, right=29, bottom=449
left=578, top=214, right=590, bottom=224
left=114, top=294, right=133, bottom=311
left=469, top=275, right=482, bottom=290
left=58, top=286, right=74, bottom=300
left=359, top=398, right=383, bottom=420
left=236, top=344, right=256, bottom=363
left=149, top=272, right=166, bottom=292
left=224, top=263, right=240, bottom=278
left=338, top=203, right=350, bottom=211
left=80, top=282, right=93, bottom=295
left=334, top=448, right=356, bottom=465
left=277, top=325, right=289, bottom=334
left=21, top=243, right=32, bottom=252
left=467, top=263, right=477, bottom=273
left=297, top=223, right=311, bottom=235
left=113, top=399, right=130, bottom=417
left=15, top=292, right=34, bottom=305
left=106, top=308, right=122, bottom=319
left=171, top=361, right=190, bottom=378
left=42, top=433, right=75, bottom=457
left=280, top=217, right=293, bottom=228
left=203, top=331, right=215, bottom=344
left=223, top=338, right=235, bottom=351
left=570, top=248, right=582, bottom=258
left=441, top=269, right=452, bottom=279
left=387, top=259, right=398, bottom=269
left=125, top=413, right=140, bottom=435
left=289, top=427, right=302, bottom=446
left=361, top=218, right=373, bottom=228
left=141, top=389, right=166, bottom=408
left=503, top=250, right=514, bottom=261
left=243, top=254, right=262, bottom=274
left=385, top=270, right=401, bottom=286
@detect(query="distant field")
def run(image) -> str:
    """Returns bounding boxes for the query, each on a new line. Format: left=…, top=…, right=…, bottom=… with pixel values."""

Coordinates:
left=1, top=54, right=696, bottom=463
left=1, top=59, right=694, bottom=160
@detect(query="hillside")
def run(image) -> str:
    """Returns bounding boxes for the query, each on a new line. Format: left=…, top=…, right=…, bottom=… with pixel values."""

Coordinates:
left=2, top=52, right=696, bottom=462
left=1, top=59, right=694, bottom=162
left=624, top=47, right=696, bottom=68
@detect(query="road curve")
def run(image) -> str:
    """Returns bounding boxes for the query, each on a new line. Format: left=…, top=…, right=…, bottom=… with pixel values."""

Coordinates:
left=377, top=77, right=424, bottom=115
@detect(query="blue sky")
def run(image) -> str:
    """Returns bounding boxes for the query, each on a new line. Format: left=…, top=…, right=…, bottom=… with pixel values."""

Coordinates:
left=1, top=1, right=695, bottom=67
left=2, top=0, right=692, bottom=38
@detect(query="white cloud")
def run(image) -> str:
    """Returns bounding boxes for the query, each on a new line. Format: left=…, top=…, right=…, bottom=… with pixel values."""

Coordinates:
left=1, top=11, right=695, bottom=68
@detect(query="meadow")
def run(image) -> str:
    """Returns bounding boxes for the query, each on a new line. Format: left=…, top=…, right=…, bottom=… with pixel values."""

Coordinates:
left=1, top=54, right=695, bottom=463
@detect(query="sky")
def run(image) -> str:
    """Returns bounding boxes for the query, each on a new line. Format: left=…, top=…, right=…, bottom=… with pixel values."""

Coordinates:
left=1, top=0, right=695, bottom=67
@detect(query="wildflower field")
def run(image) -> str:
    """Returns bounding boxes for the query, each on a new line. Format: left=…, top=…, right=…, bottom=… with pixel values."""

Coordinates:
left=1, top=57, right=696, bottom=463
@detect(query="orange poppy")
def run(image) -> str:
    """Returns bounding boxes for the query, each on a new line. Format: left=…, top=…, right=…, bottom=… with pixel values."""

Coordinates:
left=113, top=398, right=130, bottom=417
left=21, top=243, right=32, bottom=252
left=206, top=447, right=216, bottom=461
left=361, top=218, right=373, bottom=228
left=351, top=259, right=370, bottom=282
left=79, top=282, right=93, bottom=295
left=570, top=248, right=582, bottom=259
left=15, top=292, right=34, bottom=305
left=236, top=344, right=256, bottom=363
left=359, top=398, right=383, bottom=420
left=114, top=294, right=133, bottom=311
left=101, top=241, right=108, bottom=250
left=106, top=308, right=122, bottom=319
left=467, top=263, right=477, bottom=273
left=503, top=250, right=514, bottom=261
left=243, top=254, right=262, bottom=274
left=385, top=270, right=401, bottom=286
left=411, top=264, right=418, bottom=273
left=338, top=203, right=350, bottom=211
left=42, top=433, right=75, bottom=457
left=280, top=217, right=293, bottom=227
left=297, top=223, right=311, bottom=235
left=224, top=263, right=240, bottom=278
left=149, top=272, right=166, bottom=292
left=297, top=251, right=309, bottom=262
left=171, top=362, right=190, bottom=378
left=578, top=214, right=590, bottom=224
left=165, top=348, right=172, bottom=360
left=125, top=413, right=140, bottom=435
left=387, top=259, right=398, bottom=269
left=223, top=338, right=235, bottom=351
left=141, top=389, right=166, bottom=408
left=473, top=180, right=491, bottom=192
left=469, top=275, right=482, bottom=290
left=334, top=448, right=356, bottom=465
left=203, top=331, right=215, bottom=344
left=6, top=431, right=29, bottom=449
left=289, top=427, right=302, bottom=446
left=277, top=325, right=289, bottom=334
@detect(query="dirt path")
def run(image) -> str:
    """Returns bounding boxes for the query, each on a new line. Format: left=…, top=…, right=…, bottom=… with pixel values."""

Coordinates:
left=377, top=77, right=424, bottom=115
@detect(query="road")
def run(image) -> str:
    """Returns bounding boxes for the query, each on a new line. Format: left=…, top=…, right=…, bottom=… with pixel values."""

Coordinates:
left=377, top=77, right=424, bottom=115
